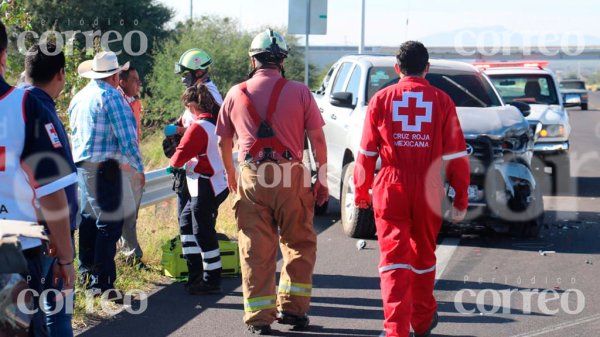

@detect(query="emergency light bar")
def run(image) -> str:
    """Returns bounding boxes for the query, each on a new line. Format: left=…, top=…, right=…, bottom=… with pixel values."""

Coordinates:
left=473, top=61, right=549, bottom=70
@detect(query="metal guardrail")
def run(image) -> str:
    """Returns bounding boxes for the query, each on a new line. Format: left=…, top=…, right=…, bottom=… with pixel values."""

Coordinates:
left=140, top=152, right=239, bottom=208
left=140, top=168, right=176, bottom=208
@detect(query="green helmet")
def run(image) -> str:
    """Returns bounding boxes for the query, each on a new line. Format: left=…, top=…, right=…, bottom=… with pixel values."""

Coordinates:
left=175, top=48, right=212, bottom=74
left=248, top=29, right=288, bottom=59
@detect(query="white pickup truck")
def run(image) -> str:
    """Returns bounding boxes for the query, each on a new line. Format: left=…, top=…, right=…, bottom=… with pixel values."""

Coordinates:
left=480, top=62, right=572, bottom=195
left=313, top=55, right=543, bottom=239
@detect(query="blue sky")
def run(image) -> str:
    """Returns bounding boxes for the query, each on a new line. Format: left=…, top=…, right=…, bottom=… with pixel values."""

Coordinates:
left=158, top=0, right=600, bottom=46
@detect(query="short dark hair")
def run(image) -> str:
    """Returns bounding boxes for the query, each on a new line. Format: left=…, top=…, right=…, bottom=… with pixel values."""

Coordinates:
left=396, top=41, right=429, bottom=76
left=0, top=19, right=7, bottom=52
left=25, top=43, right=65, bottom=84
left=120, top=66, right=137, bottom=81
left=254, top=53, right=284, bottom=67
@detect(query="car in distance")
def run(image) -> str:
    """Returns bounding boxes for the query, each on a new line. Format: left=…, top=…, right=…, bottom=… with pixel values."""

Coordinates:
left=560, top=79, right=589, bottom=110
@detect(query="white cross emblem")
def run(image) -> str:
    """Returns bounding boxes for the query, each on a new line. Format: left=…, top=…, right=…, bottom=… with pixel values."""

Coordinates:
left=392, top=91, right=433, bottom=132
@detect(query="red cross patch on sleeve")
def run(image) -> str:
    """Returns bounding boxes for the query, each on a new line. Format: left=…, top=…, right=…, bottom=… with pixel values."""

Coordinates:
left=44, top=123, right=63, bottom=149
left=0, top=146, right=5, bottom=172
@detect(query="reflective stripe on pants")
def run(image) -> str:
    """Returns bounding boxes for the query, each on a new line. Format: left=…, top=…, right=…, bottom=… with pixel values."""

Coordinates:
left=235, top=162, right=317, bottom=326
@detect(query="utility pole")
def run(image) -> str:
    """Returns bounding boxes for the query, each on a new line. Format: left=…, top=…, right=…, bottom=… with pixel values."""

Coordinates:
left=304, top=0, right=311, bottom=86
left=190, top=0, right=193, bottom=21
left=359, top=0, right=365, bottom=54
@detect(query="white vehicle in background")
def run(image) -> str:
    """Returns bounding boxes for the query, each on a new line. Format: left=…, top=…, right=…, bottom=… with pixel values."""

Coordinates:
left=479, top=61, right=572, bottom=195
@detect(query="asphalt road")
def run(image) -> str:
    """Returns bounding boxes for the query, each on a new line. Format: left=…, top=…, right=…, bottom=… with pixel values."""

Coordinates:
left=77, top=93, right=600, bottom=337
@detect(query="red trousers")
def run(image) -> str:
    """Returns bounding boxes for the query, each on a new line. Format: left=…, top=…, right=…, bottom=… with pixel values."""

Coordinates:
left=372, top=168, right=442, bottom=337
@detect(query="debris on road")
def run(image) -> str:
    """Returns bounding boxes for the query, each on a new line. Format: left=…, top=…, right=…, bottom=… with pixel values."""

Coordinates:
left=539, top=250, right=556, bottom=256
left=356, top=239, right=367, bottom=250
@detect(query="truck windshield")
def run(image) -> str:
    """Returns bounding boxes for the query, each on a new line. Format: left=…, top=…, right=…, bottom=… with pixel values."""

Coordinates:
left=368, top=66, right=502, bottom=107
left=489, top=74, right=559, bottom=105
left=560, top=81, right=586, bottom=90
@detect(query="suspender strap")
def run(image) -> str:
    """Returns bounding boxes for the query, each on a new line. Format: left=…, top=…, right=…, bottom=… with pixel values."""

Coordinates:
left=266, top=78, right=287, bottom=123
left=238, top=78, right=288, bottom=126
left=238, top=82, right=263, bottom=127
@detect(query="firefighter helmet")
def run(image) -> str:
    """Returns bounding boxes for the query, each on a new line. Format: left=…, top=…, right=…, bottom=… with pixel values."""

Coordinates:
left=175, top=48, right=213, bottom=74
left=248, top=29, right=288, bottom=59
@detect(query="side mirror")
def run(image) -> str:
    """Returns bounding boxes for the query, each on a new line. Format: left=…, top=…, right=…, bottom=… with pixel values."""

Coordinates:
left=330, top=92, right=355, bottom=109
left=509, top=101, right=531, bottom=117
left=563, top=94, right=581, bottom=107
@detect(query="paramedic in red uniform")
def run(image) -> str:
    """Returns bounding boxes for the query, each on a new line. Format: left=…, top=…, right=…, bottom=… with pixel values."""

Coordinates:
left=354, top=41, right=470, bottom=337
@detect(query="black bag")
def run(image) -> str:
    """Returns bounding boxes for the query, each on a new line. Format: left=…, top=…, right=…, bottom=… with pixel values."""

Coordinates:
left=162, top=134, right=182, bottom=159
left=172, top=168, right=187, bottom=194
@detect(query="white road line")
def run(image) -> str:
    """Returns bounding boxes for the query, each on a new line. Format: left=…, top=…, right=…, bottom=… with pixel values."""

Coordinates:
left=435, top=237, right=461, bottom=283
left=509, top=313, right=600, bottom=337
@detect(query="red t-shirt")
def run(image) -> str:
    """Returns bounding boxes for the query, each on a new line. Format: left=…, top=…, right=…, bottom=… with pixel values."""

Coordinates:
left=216, top=69, right=325, bottom=162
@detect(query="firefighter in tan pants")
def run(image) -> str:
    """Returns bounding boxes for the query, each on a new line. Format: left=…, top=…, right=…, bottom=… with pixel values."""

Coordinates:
left=216, top=29, right=328, bottom=335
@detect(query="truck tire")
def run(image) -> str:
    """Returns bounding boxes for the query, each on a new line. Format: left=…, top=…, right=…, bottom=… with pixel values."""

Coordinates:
left=340, top=162, right=376, bottom=238
left=509, top=183, right=544, bottom=238
left=581, top=103, right=588, bottom=110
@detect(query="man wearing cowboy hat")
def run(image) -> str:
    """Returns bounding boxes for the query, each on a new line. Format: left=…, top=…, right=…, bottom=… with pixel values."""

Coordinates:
left=68, top=51, right=144, bottom=295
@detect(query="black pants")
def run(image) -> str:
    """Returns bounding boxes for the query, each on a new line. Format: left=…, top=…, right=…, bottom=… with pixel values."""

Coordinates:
left=179, top=178, right=228, bottom=286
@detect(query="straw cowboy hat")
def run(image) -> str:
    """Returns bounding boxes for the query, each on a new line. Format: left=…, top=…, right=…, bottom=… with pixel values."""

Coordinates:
left=77, top=51, right=130, bottom=79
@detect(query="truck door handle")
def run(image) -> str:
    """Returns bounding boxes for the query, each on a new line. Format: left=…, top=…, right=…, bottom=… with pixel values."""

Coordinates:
left=330, top=114, right=337, bottom=120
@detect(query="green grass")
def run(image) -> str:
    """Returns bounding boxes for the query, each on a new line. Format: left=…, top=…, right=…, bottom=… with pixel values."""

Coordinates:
left=73, top=132, right=238, bottom=329
left=140, top=131, right=171, bottom=171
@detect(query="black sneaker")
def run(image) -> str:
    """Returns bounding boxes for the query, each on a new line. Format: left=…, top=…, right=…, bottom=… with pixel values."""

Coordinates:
left=413, top=311, right=438, bottom=337
left=276, top=311, right=310, bottom=330
left=187, top=281, right=221, bottom=295
left=246, top=324, right=272, bottom=335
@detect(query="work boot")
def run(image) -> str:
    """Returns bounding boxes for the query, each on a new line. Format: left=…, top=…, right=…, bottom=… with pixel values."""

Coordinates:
left=276, top=311, right=310, bottom=330
left=413, top=311, right=439, bottom=337
left=187, top=281, right=221, bottom=295
left=246, top=324, right=272, bottom=335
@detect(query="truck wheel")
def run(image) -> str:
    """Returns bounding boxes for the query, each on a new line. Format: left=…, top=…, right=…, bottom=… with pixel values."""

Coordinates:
left=340, top=162, right=376, bottom=238
left=549, top=152, right=571, bottom=196
left=581, top=103, right=588, bottom=110
left=510, top=180, right=544, bottom=239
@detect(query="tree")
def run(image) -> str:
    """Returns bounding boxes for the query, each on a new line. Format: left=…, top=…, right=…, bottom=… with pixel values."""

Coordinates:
left=2, top=0, right=31, bottom=82
left=22, top=0, right=173, bottom=79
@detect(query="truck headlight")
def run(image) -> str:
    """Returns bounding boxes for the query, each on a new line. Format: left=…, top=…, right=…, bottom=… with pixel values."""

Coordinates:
left=539, top=124, right=565, bottom=138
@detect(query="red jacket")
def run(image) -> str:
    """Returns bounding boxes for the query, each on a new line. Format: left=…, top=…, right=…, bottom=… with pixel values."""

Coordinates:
left=355, top=76, right=470, bottom=210
left=170, top=113, right=215, bottom=176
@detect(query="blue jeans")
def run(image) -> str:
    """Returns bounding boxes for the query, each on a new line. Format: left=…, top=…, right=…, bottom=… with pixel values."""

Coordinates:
left=42, top=257, right=74, bottom=337
left=24, top=247, right=49, bottom=337
left=77, top=160, right=124, bottom=291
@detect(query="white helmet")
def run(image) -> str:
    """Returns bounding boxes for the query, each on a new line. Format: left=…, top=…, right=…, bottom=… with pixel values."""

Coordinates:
left=248, top=29, right=288, bottom=59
